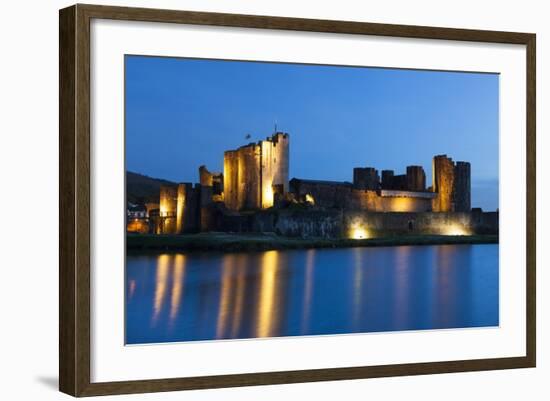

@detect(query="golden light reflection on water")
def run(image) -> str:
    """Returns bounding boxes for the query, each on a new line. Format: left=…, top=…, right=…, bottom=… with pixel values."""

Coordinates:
left=169, top=254, right=186, bottom=323
left=230, top=257, right=246, bottom=338
left=216, top=254, right=236, bottom=339
left=257, top=250, right=279, bottom=338
left=152, top=254, right=170, bottom=325
left=215, top=254, right=248, bottom=339
left=127, top=243, right=495, bottom=344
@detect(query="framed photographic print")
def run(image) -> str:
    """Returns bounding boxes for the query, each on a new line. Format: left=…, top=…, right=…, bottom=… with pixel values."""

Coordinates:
left=59, top=4, right=536, bottom=397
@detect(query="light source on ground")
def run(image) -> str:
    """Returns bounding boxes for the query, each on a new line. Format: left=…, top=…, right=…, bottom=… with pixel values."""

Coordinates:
left=349, top=223, right=369, bottom=240
left=305, top=193, right=315, bottom=205
left=443, top=224, right=470, bottom=236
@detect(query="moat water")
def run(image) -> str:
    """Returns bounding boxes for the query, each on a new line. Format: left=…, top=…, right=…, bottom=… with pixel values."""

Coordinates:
left=125, top=244, right=499, bottom=344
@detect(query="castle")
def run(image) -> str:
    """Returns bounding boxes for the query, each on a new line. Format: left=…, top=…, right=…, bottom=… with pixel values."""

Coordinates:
left=137, top=132, right=496, bottom=238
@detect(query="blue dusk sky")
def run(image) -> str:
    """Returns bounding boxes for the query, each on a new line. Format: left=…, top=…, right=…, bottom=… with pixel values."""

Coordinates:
left=126, top=55, right=499, bottom=211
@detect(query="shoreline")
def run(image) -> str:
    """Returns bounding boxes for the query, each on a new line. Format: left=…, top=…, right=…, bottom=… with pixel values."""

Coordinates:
left=127, top=232, right=498, bottom=253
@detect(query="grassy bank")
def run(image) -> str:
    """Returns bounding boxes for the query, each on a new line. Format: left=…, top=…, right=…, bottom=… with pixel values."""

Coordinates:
left=127, top=232, right=498, bottom=253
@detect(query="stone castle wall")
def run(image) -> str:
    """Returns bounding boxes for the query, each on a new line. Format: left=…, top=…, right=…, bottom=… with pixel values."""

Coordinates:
left=453, top=161, right=471, bottom=212
left=353, top=167, right=379, bottom=190
left=199, top=165, right=223, bottom=198
left=344, top=210, right=497, bottom=237
left=349, top=190, right=433, bottom=212
left=406, top=166, right=426, bottom=191
left=290, top=179, right=433, bottom=213
left=265, top=133, right=289, bottom=194
left=223, top=150, right=240, bottom=211
left=432, top=155, right=471, bottom=212
left=224, top=133, right=289, bottom=211
left=432, top=155, right=455, bottom=212
left=290, top=179, right=353, bottom=209
left=216, top=208, right=498, bottom=238
left=177, top=183, right=200, bottom=234
left=159, top=185, right=178, bottom=234
left=158, top=183, right=207, bottom=234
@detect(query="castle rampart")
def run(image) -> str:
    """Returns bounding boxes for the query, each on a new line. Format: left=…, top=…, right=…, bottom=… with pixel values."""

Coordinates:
left=406, top=166, right=426, bottom=191
left=353, top=167, right=379, bottom=190
left=290, top=178, right=434, bottom=213
left=199, top=165, right=224, bottom=201
left=213, top=208, right=498, bottom=239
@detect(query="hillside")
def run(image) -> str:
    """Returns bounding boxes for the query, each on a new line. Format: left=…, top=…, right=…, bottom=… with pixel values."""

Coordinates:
left=126, top=171, right=175, bottom=204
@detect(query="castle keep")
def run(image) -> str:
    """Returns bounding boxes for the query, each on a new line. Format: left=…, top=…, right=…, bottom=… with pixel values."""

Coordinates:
left=131, top=131, right=496, bottom=238
left=223, top=132, right=289, bottom=210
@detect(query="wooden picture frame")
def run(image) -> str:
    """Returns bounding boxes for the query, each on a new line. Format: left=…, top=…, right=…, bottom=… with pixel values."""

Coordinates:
left=59, top=3, right=536, bottom=397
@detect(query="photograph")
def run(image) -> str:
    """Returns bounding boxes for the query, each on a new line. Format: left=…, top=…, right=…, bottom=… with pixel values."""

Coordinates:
left=124, top=55, right=500, bottom=345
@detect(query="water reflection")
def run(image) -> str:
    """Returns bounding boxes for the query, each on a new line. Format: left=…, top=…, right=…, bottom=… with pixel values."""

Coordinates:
left=169, top=254, right=186, bottom=324
left=126, top=244, right=499, bottom=344
left=216, top=254, right=232, bottom=338
left=301, top=249, right=315, bottom=333
left=152, top=254, right=170, bottom=325
left=257, top=250, right=280, bottom=338
left=393, top=246, right=412, bottom=329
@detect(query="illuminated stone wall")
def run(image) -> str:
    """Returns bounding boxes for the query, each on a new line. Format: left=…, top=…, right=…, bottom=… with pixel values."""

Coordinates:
left=432, top=155, right=455, bottom=212
left=238, top=144, right=262, bottom=209
left=432, top=155, right=471, bottom=212
left=349, top=190, right=433, bottom=212
left=290, top=178, right=433, bottom=212
left=223, top=150, right=240, bottom=210
left=216, top=209, right=497, bottom=238
left=343, top=210, right=497, bottom=238
left=159, top=184, right=178, bottom=234
left=289, top=179, right=353, bottom=209
left=199, top=165, right=224, bottom=201
left=223, top=132, right=289, bottom=211
left=266, top=133, right=289, bottom=194
left=158, top=183, right=202, bottom=234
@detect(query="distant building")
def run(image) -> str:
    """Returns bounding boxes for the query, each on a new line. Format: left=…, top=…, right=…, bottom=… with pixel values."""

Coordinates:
left=126, top=204, right=148, bottom=233
left=127, top=204, right=146, bottom=219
